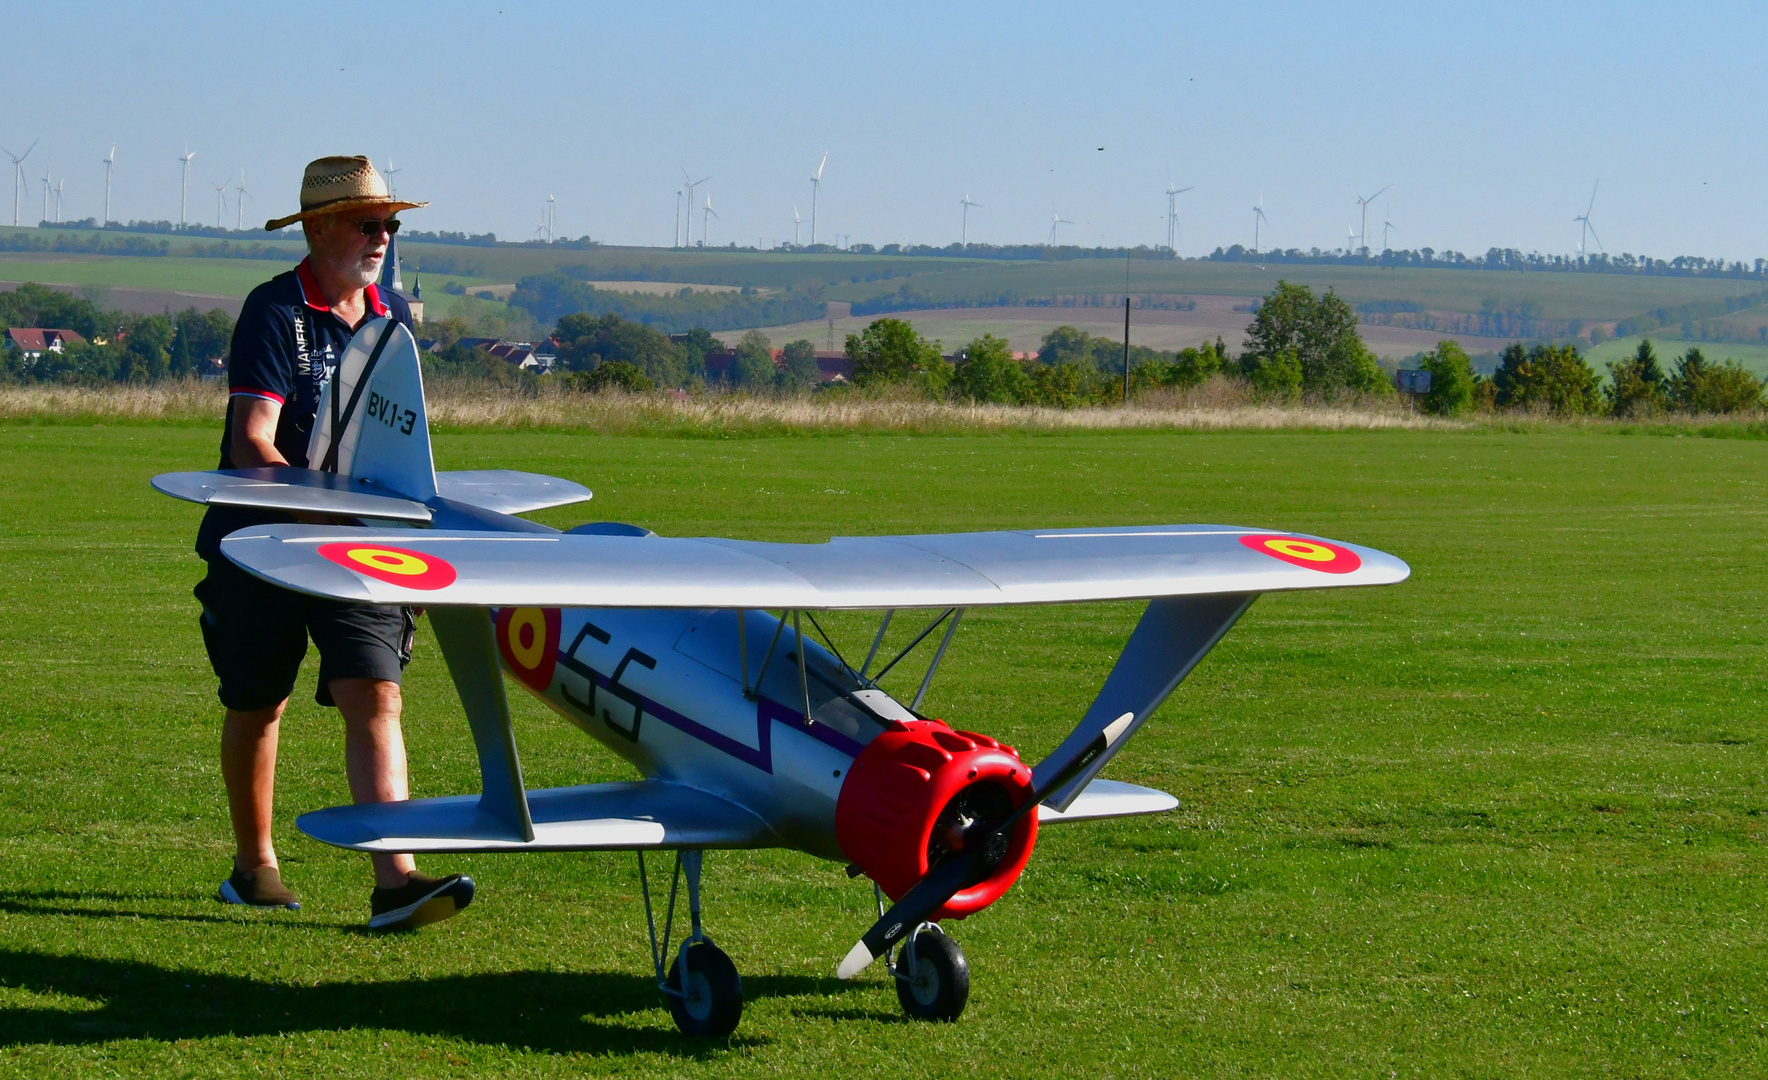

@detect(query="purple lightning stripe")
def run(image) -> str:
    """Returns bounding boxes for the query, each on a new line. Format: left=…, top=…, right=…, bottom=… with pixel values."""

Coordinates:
left=556, top=651, right=865, bottom=772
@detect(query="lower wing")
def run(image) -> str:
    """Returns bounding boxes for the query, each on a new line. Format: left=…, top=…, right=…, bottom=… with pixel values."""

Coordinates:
left=296, top=779, right=777, bottom=853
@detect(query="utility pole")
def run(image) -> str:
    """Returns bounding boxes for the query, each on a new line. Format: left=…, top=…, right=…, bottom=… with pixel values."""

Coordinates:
left=1122, top=254, right=1132, bottom=404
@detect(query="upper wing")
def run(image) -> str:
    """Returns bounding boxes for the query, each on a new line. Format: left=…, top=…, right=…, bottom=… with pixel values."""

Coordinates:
left=296, top=779, right=777, bottom=853
left=220, top=523, right=1409, bottom=609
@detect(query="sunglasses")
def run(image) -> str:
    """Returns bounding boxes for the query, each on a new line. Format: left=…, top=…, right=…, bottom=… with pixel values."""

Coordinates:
left=355, top=218, right=402, bottom=237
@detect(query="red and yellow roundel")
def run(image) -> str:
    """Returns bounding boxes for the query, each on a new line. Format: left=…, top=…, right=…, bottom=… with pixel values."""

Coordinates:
left=317, top=542, right=459, bottom=590
left=496, top=606, right=560, bottom=691
left=1239, top=534, right=1362, bottom=574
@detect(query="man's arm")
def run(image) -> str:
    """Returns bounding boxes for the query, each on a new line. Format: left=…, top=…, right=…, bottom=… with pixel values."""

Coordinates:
left=230, top=397, right=287, bottom=468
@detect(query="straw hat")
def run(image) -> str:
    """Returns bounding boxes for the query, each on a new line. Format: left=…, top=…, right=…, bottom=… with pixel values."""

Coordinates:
left=264, top=155, right=427, bottom=231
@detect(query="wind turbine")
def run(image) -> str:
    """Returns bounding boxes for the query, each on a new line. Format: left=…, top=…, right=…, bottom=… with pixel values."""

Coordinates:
left=960, top=193, right=980, bottom=247
left=211, top=179, right=228, bottom=227
left=809, top=153, right=827, bottom=246
left=1047, top=211, right=1073, bottom=246
left=1575, top=181, right=1602, bottom=256
left=702, top=193, right=719, bottom=246
left=1346, top=226, right=1357, bottom=254
left=178, top=149, right=196, bottom=229
left=102, top=145, right=115, bottom=225
left=54, top=177, right=63, bottom=223
left=547, top=193, right=556, bottom=242
left=1382, top=211, right=1397, bottom=253
left=234, top=169, right=251, bottom=231
left=1355, top=184, right=1389, bottom=255
left=1163, top=182, right=1194, bottom=251
left=385, top=157, right=401, bottom=198
left=792, top=205, right=802, bottom=247
left=1252, top=196, right=1270, bottom=254
left=41, top=169, right=50, bottom=225
left=3, top=140, right=37, bottom=227
left=681, top=169, right=709, bottom=245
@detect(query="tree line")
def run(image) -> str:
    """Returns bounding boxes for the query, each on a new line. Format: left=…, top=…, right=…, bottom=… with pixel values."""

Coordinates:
left=0, top=283, right=233, bottom=383
left=1211, top=245, right=1768, bottom=280
left=1412, top=338, right=1765, bottom=418
left=5, top=273, right=1762, bottom=419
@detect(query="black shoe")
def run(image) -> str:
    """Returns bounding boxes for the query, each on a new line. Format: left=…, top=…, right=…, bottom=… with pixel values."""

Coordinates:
left=218, top=866, right=301, bottom=910
left=369, top=872, right=474, bottom=931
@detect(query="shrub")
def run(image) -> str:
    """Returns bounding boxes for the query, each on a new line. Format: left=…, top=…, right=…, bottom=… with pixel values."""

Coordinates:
left=1028, top=361, right=1093, bottom=408
left=778, top=339, right=821, bottom=388
left=1493, top=342, right=1601, bottom=415
left=1242, top=281, right=1388, bottom=397
left=728, top=329, right=777, bottom=389
left=1244, top=348, right=1303, bottom=403
left=553, top=312, right=692, bottom=387
left=1671, top=347, right=1764, bottom=413
left=572, top=360, right=654, bottom=394
left=1605, top=338, right=1669, bottom=417
left=1418, top=340, right=1477, bottom=416
left=951, top=334, right=1033, bottom=405
left=846, top=318, right=951, bottom=396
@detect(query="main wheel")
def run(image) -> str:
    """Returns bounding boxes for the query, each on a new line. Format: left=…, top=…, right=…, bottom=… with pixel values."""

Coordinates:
left=894, top=929, right=969, bottom=1022
left=665, top=941, right=744, bottom=1037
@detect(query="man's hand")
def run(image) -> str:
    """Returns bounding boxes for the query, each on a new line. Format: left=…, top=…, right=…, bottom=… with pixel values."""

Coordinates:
left=230, top=397, right=289, bottom=468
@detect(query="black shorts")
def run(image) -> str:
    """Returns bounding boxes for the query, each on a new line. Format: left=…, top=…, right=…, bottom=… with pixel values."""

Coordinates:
left=195, top=556, right=415, bottom=711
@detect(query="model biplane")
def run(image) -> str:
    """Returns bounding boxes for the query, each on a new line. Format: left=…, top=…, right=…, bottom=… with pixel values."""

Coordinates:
left=154, top=318, right=1408, bottom=1036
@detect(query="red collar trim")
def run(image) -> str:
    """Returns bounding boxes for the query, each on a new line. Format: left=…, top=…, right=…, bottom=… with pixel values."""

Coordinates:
left=295, top=257, right=391, bottom=318
left=295, top=258, right=328, bottom=311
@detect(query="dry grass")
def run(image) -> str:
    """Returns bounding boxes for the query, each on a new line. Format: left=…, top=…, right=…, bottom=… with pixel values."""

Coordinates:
left=2, top=379, right=1762, bottom=438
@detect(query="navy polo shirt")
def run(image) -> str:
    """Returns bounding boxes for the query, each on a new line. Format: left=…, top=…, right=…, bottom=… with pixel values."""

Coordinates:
left=196, top=258, right=414, bottom=559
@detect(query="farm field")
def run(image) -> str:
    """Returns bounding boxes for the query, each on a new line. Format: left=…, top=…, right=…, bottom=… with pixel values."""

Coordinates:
left=1586, top=335, right=1768, bottom=378
left=0, top=420, right=1762, bottom=1077
left=716, top=300, right=1507, bottom=361
left=5, top=225, right=1764, bottom=332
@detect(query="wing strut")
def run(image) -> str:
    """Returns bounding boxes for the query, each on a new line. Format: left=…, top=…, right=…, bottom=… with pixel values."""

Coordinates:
left=911, top=607, right=964, bottom=711
left=1036, top=592, right=1255, bottom=813
left=428, top=608, right=536, bottom=842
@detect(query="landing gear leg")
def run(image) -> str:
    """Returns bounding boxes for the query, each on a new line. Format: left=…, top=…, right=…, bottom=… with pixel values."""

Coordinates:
left=639, top=849, right=744, bottom=1037
left=876, top=884, right=969, bottom=1022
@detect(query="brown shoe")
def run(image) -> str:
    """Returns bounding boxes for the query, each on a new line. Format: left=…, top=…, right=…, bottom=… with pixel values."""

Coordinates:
left=218, top=866, right=301, bottom=910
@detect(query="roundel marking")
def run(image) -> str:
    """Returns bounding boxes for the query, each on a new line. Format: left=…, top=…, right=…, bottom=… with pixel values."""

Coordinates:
left=496, top=606, right=560, bottom=692
left=1239, top=534, right=1362, bottom=574
left=317, top=542, right=458, bottom=590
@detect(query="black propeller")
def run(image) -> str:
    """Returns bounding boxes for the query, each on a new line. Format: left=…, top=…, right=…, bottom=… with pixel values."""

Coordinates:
left=836, top=711, right=1135, bottom=979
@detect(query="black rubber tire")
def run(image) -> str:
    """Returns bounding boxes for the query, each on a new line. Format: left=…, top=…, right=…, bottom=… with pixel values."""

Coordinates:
left=665, top=941, right=744, bottom=1037
left=894, top=929, right=969, bottom=1022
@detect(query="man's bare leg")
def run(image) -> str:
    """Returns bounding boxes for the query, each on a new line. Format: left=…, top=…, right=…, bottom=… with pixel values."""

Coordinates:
left=222, top=700, right=287, bottom=873
left=329, top=677, right=418, bottom=889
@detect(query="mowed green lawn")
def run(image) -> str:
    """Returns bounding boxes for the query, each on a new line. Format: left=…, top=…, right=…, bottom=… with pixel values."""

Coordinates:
left=0, top=422, right=1761, bottom=1077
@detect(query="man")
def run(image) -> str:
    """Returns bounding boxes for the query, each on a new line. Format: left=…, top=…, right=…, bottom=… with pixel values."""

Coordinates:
left=193, top=156, right=473, bottom=930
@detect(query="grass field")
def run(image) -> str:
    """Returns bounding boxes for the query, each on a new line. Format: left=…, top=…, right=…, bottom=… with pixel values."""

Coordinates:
left=0, top=419, right=1762, bottom=1076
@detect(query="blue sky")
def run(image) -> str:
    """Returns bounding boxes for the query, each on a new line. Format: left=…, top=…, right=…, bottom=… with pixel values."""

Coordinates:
left=4, top=2, right=1764, bottom=259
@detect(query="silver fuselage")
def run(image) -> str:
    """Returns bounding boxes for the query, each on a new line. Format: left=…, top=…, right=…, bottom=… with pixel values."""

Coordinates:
left=512, top=605, right=902, bottom=861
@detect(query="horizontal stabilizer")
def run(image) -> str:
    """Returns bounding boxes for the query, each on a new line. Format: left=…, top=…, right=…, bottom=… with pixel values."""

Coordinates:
left=151, top=467, right=432, bottom=523
left=1036, top=779, right=1178, bottom=824
left=435, top=470, right=593, bottom=515
left=221, top=522, right=1409, bottom=608
left=295, top=780, right=776, bottom=853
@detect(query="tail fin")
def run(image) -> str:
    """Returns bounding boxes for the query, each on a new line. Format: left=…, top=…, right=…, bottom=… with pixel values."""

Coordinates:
left=306, top=317, right=438, bottom=502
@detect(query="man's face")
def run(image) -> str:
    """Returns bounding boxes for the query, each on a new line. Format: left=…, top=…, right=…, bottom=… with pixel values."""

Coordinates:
left=307, top=211, right=395, bottom=290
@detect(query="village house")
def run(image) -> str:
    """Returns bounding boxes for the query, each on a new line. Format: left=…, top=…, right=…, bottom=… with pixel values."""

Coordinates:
left=5, top=328, right=86, bottom=360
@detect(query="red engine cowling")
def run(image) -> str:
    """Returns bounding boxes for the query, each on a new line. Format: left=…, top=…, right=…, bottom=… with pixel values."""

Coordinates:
left=835, top=719, right=1038, bottom=921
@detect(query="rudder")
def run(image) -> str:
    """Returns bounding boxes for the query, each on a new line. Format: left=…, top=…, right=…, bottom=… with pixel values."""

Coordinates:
left=306, top=317, right=438, bottom=502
